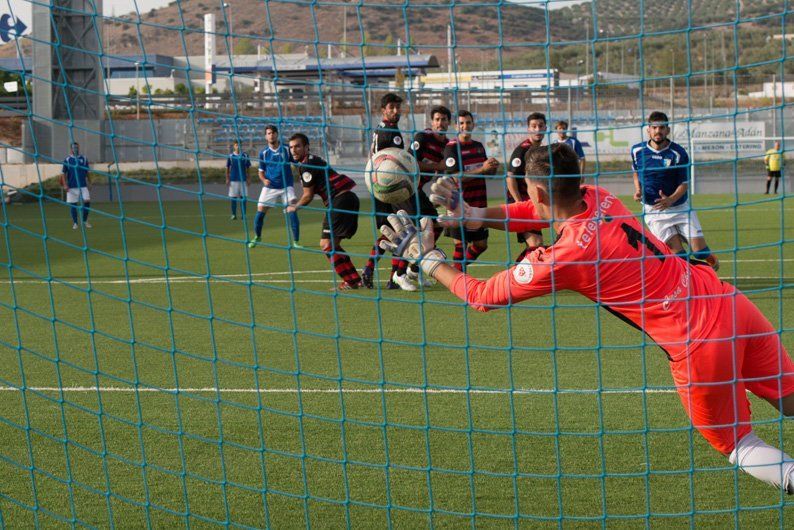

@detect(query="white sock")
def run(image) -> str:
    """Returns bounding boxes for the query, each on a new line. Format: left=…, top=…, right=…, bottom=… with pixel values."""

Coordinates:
left=729, top=431, right=794, bottom=493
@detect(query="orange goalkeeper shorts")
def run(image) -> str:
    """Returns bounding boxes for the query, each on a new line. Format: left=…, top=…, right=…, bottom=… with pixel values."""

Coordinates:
left=669, top=288, right=794, bottom=455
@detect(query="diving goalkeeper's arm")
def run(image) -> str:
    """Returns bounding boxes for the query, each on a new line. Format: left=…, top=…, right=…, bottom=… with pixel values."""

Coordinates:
left=429, top=176, right=548, bottom=233
left=379, top=210, right=554, bottom=309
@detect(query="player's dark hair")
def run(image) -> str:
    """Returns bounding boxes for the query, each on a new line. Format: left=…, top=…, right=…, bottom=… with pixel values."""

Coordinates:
left=289, top=133, right=310, bottom=146
left=430, top=105, right=451, bottom=120
left=527, top=112, right=546, bottom=126
left=380, top=92, right=403, bottom=108
left=555, top=120, right=569, bottom=130
left=265, top=124, right=278, bottom=134
left=525, top=143, right=582, bottom=203
left=457, top=110, right=474, bottom=120
left=647, top=111, right=669, bottom=124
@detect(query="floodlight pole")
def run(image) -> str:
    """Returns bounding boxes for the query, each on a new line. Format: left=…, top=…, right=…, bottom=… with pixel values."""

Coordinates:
left=223, top=3, right=233, bottom=57
left=135, top=61, right=140, bottom=120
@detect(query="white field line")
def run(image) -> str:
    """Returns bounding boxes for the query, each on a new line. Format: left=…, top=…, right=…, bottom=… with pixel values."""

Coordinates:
left=0, top=386, right=677, bottom=395
left=28, top=206, right=794, bottom=220
left=2, top=260, right=794, bottom=286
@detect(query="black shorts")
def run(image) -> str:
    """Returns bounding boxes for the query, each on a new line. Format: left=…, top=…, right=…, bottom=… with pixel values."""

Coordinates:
left=396, top=189, right=437, bottom=218
left=322, top=191, right=359, bottom=240
left=445, top=226, right=489, bottom=244
left=373, top=197, right=392, bottom=229
left=768, top=170, right=781, bottom=179
left=374, top=190, right=437, bottom=228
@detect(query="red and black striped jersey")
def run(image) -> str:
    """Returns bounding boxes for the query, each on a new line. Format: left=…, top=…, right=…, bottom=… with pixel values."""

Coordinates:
left=371, top=120, right=404, bottom=154
left=295, top=154, right=355, bottom=205
left=506, top=139, right=540, bottom=202
left=443, top=138, right=489, bottom=208
left=411, top=129, right=448, bottom=188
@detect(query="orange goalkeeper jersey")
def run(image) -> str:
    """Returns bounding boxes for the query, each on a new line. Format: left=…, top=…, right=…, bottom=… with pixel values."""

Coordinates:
left=452, top=185, right=728, bottom=361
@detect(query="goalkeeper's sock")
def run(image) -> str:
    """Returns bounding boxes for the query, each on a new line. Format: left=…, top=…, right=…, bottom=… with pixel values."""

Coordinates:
left=324, top=244, right=361, bottom=286
left=729, top=431, right=794, bottom=493
left=365, top=237, right=386, bottom=270
left=465, top=244, right=486, bottom=269
left=254, top=211, right=265, bottom=238
left=82, top=202, right=91, bottom=222
left=69, top=205, right=79, bottom=224
left=231, top=199, right=237, bottom=217
left=775, top=179, right=780, bottom=193
left=766, top=179, right=772, bottom=193
left=452, top=243, right=464, bottom=272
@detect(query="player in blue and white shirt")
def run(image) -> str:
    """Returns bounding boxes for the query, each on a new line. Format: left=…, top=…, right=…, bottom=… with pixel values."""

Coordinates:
left=248, top=124, right=301, bottom=248
left=226, top=141, right=251, bottom=220
left=553, top=120, right=586, bottom=175
left=60, top=142, right=92, bottom=229
left=630, top=111, right=718, bottom=270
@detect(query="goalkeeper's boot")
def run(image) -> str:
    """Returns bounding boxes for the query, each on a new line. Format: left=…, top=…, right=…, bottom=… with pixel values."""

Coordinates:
left=391, top=271, right=417, bottom=292
left=361, top=268, right=374, bottom=289
left=247, top=236, right=261, bottom=248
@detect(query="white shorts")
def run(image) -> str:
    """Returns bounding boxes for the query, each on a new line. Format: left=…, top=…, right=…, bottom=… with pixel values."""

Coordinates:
left=66, top=187, right=90, bottom=204
left=643, top=201, right=704, bottom=243
left=228, top=181, right=248, bottom=198
left=258, top=186, right=296, bottom=207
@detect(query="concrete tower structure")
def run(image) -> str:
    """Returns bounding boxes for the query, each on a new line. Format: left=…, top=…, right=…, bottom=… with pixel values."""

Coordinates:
left=28, top=0, right=104, bottom=161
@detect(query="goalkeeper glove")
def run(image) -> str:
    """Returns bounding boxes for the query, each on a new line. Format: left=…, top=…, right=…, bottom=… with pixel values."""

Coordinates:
left=379, top=211, right=446, bottom=277
left=429, top=176, right=487, bottom=230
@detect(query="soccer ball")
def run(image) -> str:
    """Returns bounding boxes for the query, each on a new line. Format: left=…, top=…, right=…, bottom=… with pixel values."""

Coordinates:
left=364, top=147, right=417, bottom=204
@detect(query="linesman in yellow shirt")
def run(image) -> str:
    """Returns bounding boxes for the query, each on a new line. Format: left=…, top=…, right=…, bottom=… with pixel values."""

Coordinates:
left=765, top=141, right=783, bottom=194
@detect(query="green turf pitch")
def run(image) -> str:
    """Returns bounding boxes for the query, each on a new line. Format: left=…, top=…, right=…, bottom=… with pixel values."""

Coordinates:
left=0, top=193, right=792, bottom=527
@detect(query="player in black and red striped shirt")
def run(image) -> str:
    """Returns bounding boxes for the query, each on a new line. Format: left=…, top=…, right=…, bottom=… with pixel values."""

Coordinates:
left=443, top=110, right=499, bottom=271
left=506, top=112, right=547, bottom=261
left=362, top=92, right=419, bottom=291
left=287, top=133, right=362, bottom=290
left=412, top=105, right=451, bottom=187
